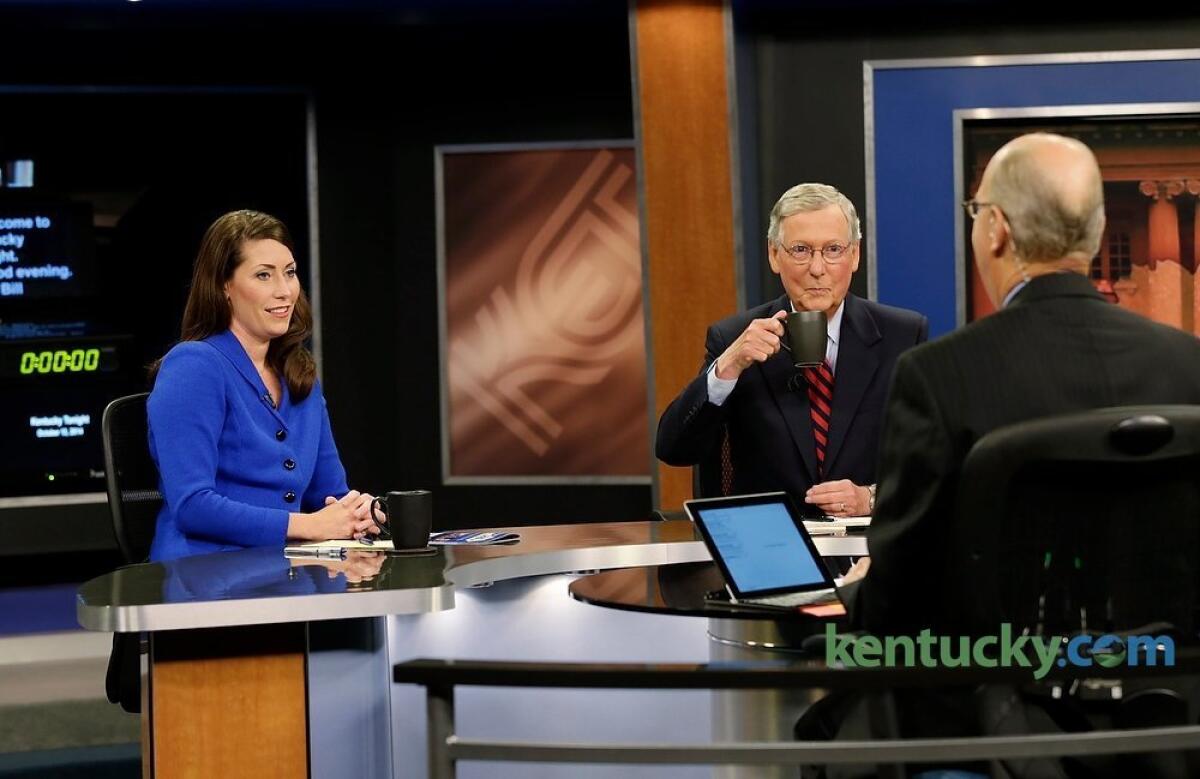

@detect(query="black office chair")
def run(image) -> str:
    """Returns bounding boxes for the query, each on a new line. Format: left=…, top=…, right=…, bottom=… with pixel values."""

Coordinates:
left=947, top=405, right=1200, bottom=777
left=649, top=425, right=733, bottom=521
left=948, top=404, right=1200, bottom=637
left=101, top=391, right=161, bottom=714
left=102, top=392, right=162, bottom=565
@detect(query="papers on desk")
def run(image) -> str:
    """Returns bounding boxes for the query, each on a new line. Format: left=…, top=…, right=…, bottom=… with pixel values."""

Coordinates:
left=290, top=537, right=388, bottom=549
left=803, top=522, right=846, bottom=536
left=824, top=516, right=871, bottom=529
left=285, top=539, right=394, bottom=556
left=803, top=516, right=871, bottom=536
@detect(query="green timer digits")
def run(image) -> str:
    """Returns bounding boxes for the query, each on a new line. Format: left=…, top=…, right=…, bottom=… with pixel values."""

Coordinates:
left=20, top=348, right=102, bottom=374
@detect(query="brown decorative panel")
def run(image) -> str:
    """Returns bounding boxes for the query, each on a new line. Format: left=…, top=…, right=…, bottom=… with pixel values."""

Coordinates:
left=439, top=144, right=650, bottom=482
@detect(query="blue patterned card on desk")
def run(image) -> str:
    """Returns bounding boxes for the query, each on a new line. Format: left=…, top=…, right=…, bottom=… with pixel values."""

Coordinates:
left=429, top=531, right=520, bottom=546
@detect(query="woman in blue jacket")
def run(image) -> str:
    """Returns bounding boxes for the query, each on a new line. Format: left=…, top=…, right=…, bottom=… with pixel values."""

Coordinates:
left=147, top=210, right=380, bottom=560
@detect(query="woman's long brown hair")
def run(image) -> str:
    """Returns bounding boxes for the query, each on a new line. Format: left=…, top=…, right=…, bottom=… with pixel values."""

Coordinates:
left=150, top=210, right=316, bottom=400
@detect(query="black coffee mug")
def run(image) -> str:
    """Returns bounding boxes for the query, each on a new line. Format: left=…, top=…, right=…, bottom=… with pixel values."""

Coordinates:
left=782, top=310, right=827, bottom=367
left=369, top=490, right=432, bottom=549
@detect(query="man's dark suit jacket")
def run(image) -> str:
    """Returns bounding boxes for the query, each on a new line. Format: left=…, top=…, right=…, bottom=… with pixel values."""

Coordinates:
left=656, top=293, right=929, bottom=502
left=849, top=272, right=1200, bottom=634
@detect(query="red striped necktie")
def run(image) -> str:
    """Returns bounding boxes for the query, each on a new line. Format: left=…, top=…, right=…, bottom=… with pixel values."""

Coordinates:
left=803, top=360, right=834, bottom=479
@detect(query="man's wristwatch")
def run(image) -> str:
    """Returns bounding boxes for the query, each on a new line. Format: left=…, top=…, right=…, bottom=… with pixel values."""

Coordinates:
left=867, top=483, right=877, bottom=513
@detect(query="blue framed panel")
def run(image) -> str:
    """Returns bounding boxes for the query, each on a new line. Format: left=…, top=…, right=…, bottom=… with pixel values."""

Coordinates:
left=865, top=52, right=1200, bottom=337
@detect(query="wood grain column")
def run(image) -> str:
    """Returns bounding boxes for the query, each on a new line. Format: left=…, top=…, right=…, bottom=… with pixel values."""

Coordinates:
left=633, top=0, right=740, bottom=509
left=148, top=624, right=309, bottom=778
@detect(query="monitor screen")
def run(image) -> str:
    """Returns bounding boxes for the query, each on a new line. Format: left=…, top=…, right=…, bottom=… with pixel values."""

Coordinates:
left=0, top=88, right=312, bottom=502
left=0, top=334, right=135, bottom=497
left=0, top=198, right=96, bottom=300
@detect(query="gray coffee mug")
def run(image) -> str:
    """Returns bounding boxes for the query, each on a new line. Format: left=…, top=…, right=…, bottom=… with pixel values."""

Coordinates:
left=369, top=490, right=432, bottom=549
left=783, top=310, right=827, bottom=367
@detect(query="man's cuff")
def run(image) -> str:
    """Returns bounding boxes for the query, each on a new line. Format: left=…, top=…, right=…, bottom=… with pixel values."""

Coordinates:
left=705, top=362, right=737, bottom=406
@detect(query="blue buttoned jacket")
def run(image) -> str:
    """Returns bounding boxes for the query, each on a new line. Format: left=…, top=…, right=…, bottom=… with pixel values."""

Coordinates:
left=147, top=330, right=349, bottom=561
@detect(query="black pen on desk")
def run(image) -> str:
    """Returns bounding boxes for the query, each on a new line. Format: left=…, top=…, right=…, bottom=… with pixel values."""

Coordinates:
left=285, top=546, right=345, bottom=560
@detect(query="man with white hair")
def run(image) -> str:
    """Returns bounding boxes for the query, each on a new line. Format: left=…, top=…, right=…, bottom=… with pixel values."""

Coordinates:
left=657, top=183, right=928, bottom=514
left=842, top=132, right=1200, bottom=633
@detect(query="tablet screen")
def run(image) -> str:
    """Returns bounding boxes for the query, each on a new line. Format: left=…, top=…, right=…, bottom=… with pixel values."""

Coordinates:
left=690, top=497, right=830, bottom=596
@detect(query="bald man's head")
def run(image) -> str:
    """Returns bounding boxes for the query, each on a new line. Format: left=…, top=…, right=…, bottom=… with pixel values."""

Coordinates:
left=980, top=132, right=1106, bottom=263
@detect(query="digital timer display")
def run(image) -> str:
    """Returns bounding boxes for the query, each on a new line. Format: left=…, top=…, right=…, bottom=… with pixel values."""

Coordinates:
left=20, top=348, right=103, bottom=374
left=0, top=340, right=121, bottom=379
left=0, top=331, right=136, bottom=501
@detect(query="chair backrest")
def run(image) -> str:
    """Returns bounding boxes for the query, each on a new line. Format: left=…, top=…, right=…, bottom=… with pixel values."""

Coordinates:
left=948, top=405, right=1200, bottom=637
left=102, top=392, right=162, bottom=564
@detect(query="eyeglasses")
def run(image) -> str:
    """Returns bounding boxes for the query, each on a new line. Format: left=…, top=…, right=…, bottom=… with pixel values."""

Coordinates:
left=777, top=242, right=852, bottom=265
left=962, top=199, right=997, bottom=219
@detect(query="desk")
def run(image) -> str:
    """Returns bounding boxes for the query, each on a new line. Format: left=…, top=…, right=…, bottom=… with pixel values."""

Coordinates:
left=77, top=521, right=865, bottom=778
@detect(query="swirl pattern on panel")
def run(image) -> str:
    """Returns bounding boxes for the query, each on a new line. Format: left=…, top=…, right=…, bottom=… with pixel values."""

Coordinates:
left=443, top=148, right=648, bottom=477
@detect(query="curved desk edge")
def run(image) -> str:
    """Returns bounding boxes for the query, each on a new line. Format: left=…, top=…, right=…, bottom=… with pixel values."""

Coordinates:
left=445, top=540, right=712, bottom=589
left=78, top=585, right=456, bottom=633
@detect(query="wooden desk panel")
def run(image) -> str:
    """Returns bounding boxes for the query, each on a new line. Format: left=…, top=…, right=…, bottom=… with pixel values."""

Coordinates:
left=149, top=624, right=307, bottom=779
